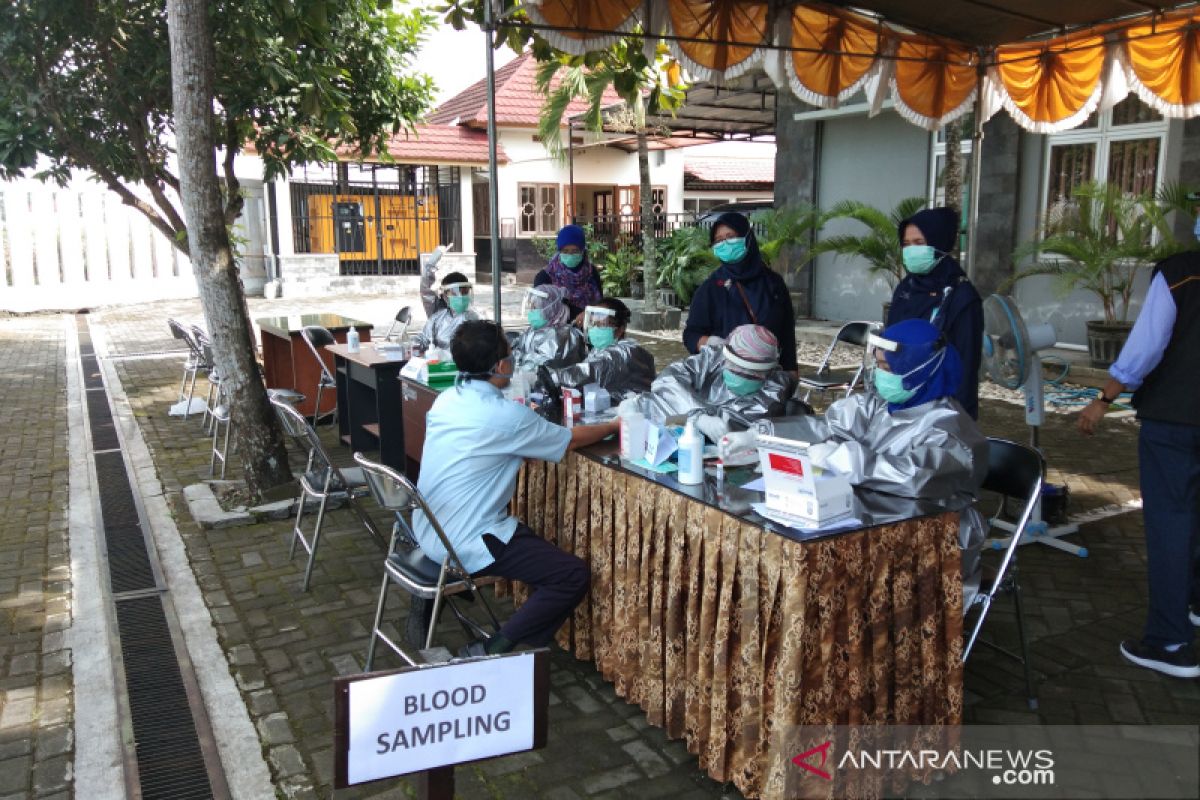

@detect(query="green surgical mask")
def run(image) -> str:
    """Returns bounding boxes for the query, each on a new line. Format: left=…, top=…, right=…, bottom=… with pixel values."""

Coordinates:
left=448, top=295, right=471, bottom=314
left=713, top=237, right=747, bottom=264
left=722, top=369, right=763, bottom=397
left=587, top=326, right=616, bottom=349
left=559, top=252, right=584, bottom=269
left=527, top=309, right=547, bottom=329
left=873, top=368, right=917, bottom=404
left=902, top=245, right=939, bottom=275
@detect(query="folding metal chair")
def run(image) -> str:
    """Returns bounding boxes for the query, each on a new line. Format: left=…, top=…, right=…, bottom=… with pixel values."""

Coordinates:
left=384, top=306, right=412, bottom=341
left=299, top=325, right=338, bottom=425
left=353, top=453, right=501, bottom=670
left=796, top=321, right=877, bottom=403
left=167, top=318, right=204, bottom=419
left=964, top=437, right=1043, bottom=709
left=269, top=397, right=384, bottom=591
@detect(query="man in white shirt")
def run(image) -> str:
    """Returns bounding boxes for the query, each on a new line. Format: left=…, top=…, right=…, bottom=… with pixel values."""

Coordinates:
left=414, top=320, right=618, bottom=657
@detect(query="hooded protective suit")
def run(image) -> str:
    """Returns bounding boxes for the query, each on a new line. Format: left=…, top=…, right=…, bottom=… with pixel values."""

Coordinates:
left=512, top=325, right=588, bottom=371
left=785, top=319, right=989, bottom=606
left=646, top=345, right=796, bottom=423
left=549, top=338, right=656, bottom=402
left=413, top=265, right=478, bottom=353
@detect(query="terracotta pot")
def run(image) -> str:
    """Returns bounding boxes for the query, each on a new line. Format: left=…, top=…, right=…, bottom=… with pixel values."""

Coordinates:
left=1085, top=320, right=1133, bottom=369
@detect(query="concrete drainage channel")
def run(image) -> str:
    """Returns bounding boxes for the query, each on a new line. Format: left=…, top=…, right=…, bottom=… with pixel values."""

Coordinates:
left=75, top=314, right=230, bottom=800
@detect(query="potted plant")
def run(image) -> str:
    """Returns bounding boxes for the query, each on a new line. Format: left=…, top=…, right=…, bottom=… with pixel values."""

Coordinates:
left=1009, top=181, right=1191, bottom=368
left=808, top=196, right=928, bottom=321
left=654, top=225, right=718, bottom=307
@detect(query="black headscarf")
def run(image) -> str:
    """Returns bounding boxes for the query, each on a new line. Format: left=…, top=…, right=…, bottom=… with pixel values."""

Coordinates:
left=889, top=207, right=976, bottom=327
left=708, top=212, right=766, bottom=282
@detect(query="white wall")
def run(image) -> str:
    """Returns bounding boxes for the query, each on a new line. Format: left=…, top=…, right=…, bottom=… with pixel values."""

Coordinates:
left=495, top=127, right=685, bottom=228
left=812, top=111, right=931, bottom=322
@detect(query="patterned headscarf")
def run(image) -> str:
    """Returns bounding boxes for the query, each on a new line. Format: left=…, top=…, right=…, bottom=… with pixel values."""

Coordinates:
left=545, top=226, right=602, bottom=312
left=530, top=284, right=571, bottom=327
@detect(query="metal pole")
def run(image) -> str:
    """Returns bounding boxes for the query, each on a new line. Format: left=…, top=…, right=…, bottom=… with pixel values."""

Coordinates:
left=484, top=0, right=503, bottom=323
left=965, top=64, right=986, bottom=283
left=568, top=118, right=577, bottom=223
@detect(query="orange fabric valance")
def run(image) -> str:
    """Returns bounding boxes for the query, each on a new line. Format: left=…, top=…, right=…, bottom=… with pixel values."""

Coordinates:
left=891, top=39, right=978, bottom=130
left=525, top=0, right=640, bottom=53
left=666, top=0, right=770, bottom=80
left=994, top=35, right=1106, bottom=131
left=1124, top=13, right=1200, bottom=114
left=787, top=7, right=883, bottom=107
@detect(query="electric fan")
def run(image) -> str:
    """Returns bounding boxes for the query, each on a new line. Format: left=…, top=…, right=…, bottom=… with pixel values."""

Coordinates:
left=981, top=294, right=1086, bottom=557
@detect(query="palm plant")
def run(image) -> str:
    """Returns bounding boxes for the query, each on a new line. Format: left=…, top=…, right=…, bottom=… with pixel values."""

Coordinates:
left=749, top=204, right=824, bottom=268
left=655, top=224, right=718, bottom=305
left=1009, top=181, right=1191, bottom=323
left=535, top=39, right=685, bottom=313
left=809, top=197, right=928, bottom=288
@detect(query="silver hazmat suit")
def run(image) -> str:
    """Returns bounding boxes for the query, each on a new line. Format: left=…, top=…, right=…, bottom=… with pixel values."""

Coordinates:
left=645, top=346, right=796, bottom=423
left=783, top=391, right=989, bottom=607
left=549, top=338, right=656, bottom=402
left=511, top=325, right=589, bottom=371
left=412, top=267, right=478, bottom=352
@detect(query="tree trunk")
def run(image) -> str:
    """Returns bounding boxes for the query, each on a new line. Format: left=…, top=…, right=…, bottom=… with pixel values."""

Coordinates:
left=167, top=0, right=292, bottom=498
left=637, top=123, right=658, bottom=313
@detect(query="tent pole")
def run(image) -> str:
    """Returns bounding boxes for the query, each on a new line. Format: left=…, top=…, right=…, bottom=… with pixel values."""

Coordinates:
left=484, top=0, right=502, bottom=323
left=568, top=118, right=576, bottom=224
left=965, top=64, right=985, bottom=283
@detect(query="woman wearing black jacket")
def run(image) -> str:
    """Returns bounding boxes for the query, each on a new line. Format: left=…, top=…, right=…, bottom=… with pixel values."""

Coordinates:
left=888, top=207, right=984, bottom=418
left=682, top=212, right=798, bottom=372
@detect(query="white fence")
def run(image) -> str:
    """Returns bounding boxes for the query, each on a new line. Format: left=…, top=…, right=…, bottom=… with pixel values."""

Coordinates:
left=0, top=179, right=202, bottom=312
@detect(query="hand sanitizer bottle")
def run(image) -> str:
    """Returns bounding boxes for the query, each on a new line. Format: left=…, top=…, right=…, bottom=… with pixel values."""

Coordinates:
left=677, top=416, right=703, bottom=485
left=346, top=327, right=360, bottom=353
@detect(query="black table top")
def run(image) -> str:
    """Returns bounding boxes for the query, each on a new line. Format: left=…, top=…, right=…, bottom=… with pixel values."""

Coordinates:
left=257, top=314, right=373, bottom=337
left=577, top=439, right=958, bottom=544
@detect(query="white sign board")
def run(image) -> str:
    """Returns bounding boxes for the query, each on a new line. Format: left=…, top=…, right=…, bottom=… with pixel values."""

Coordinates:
left=339, top=652, right=542, bottom=786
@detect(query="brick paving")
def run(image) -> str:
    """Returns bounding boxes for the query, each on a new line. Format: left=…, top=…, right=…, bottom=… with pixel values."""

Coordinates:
left=7, top=295, right=1199, bottom=799
left=0, top=316, right=74, bottom=799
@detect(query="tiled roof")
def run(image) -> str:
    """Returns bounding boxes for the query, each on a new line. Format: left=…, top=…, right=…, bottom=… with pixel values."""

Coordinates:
left=428, top=52, right=622, bottom=129
left=683, top=158, right=775, bottom=186
left=379, top=124, right=508, bottom=165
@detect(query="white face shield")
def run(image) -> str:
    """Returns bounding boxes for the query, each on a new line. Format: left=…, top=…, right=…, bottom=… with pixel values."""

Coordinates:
left=721, top=344, right=777, bottom=378
left=582, top=305, right=618, bottom=331
left=441, top=282, right=472, bottom=299
left=521, top=287, right=551, bottom=317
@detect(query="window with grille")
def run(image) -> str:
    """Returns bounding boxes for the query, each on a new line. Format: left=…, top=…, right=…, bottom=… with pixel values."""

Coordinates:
left=518, top=183, right=559, bottom=235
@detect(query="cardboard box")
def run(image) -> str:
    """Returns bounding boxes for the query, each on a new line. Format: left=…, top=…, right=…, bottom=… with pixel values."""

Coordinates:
left=757, top=434, right=854, bottom=526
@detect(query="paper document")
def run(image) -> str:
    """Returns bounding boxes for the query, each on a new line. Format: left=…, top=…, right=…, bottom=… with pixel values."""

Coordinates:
left=751, top=502, right=861, bottom=535
left=739, top=477, right=766, bottom=492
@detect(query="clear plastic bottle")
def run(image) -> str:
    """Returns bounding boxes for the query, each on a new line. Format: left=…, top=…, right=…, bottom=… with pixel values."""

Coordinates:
left=677, top=416, right=703, bottom=485
left=346, top=327, right=360, bottom=353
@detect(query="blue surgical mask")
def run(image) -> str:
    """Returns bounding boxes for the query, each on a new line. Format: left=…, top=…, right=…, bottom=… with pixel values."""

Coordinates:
left=448, top=295, right=471, bottom=314
left=713, top=237, right=747, bottom=264
left=722, top=369, right=763, bottom=396
left=559, top=252, right=584, bottom=269
left=902, top=245, right=939, bottom=275
left=587, top=326, right=616, bottom=349
left=527, top=309, right=547, bottom=329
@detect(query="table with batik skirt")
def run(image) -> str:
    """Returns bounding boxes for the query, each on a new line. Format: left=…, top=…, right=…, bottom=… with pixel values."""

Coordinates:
left=507, top=449, right=963, bottom=800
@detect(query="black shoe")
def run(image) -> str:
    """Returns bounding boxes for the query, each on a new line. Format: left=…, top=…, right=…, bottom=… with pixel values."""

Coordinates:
left=456, top=640, right=488, bottom=659
left=1119, top=639, right=1200, bottom=678
left=1189, top=605, right=1200, bottom=627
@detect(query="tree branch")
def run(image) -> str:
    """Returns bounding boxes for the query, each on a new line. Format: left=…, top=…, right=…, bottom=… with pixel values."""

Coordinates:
left=222, top=117, right=244, bottom=227
left=90, top=160, right=190, bottom=256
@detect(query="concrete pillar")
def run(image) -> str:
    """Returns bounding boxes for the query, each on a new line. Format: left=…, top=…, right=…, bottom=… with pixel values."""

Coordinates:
left=772, top=89, right=821, bottom=317
left=273, top=174, right=295, bottom=257
left=972, top=114, right=1022, bottom=299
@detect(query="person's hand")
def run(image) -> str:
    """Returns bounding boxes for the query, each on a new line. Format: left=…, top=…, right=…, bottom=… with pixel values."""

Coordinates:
left=807, top=441, right=838, bottom=469
left=1077, top=399, right=1107, bottom=436
left=695, top=413, right=728, bottom=442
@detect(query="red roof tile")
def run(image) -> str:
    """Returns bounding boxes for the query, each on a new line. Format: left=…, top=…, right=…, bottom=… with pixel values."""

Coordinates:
left=683, top=157, right=775, bottom=186
left=380, top=124, right=508, bottom=165
left=428, top=52, right=622, bottom=129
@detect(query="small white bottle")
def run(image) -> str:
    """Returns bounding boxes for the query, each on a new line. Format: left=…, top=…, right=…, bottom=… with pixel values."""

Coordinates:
left=346, top=327, right=360, bottom=353
left=619, top=410, right=645, bottom=461
left=677, top=417, right=704, bottom=485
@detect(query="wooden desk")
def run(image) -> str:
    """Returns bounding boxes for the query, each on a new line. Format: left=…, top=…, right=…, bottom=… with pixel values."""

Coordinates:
left=327, top=343, right=407, bottom=471
left=511, top=446, right=963, bottom=799
left=398, top=377, right=446, bottom=479
left=257, top=314, right=373, bottom=418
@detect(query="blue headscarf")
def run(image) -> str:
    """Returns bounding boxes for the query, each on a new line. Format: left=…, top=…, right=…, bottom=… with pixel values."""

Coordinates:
left=880, top=318, right=963, bottom=413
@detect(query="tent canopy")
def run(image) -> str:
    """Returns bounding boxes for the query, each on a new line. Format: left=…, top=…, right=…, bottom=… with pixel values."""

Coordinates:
left=522, top=0, right=1200, bottom=133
